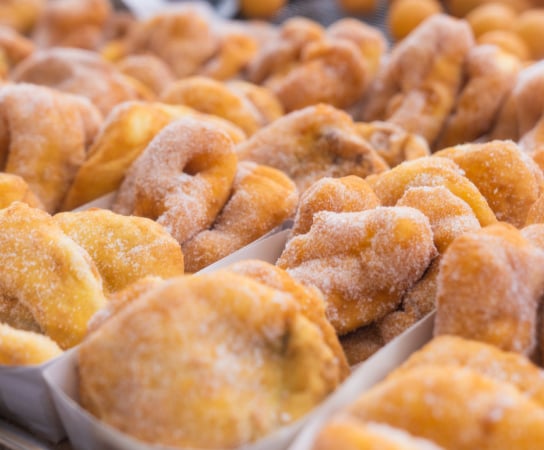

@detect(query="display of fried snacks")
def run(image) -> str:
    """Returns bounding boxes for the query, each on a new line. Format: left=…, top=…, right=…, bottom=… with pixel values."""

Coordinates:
left=224, top=259, right=350, bottom=379
left=0, top=202, right=106, bottom=349
left=10, top=47, right=144, bottom=115
left=237, top=104, right=388, bottom=193
left=113, top=117, right=238, bottom=246
left=355, top=121, right=430, bottom=168
left=435, top=140, right=544, bottom=227
left=435, top=222, right=544, bottom=356
left=54, top=208, right=184, bottom=294
left=277, top=206, right=437, bottom=335
left=368, top=156, right=497, bottom=227
left=0, top=83, right=102, bottom=213
left=361, top=14, right=473, bottom=147
left=78, top=271, right=342, bottom=448
left=0, top=172, right=44, bottom=210
left=436, top=44, right=521, bottom=149
left=0, top=323, right=62, bottom=366
left=182, top=161, right=297, bottom=272
left=290, top=175, right=381, bottom=238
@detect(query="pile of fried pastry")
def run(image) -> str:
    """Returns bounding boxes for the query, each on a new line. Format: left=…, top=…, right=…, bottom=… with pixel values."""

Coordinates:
left=4, top=0, right=544, bottom=448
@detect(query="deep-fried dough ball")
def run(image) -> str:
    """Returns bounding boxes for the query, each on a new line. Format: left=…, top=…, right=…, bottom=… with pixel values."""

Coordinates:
left=182, top=162, right=297, bottom=273
left=434, top=140, right=544, bottom=227
left=477, top=29, right=530, bottom=61
left=346, top=366, right=544, bottom=450
left=397, top=186, right=481, bottom=252
left=312, top=415, right=445, bottom=450
left=237, top=104, right=388, bottom=193
left=79, top=272, right=341, bottom=448
left=277, top=206, right=437, bottom=334
left=239, top=0, right=286, bottom=19
left=113, top=117, right=238, bottom=246
left=290, top=176, right=380, bottom=238
left=361, top=15, right=473, bottom=147
left=0, top=323, right=62, bottom=366
left=0, top=173, right=44, bottom=210
left=0, top=203, right=106, bottom=349
left=54, top=209, right=184, bottom=294
left=387, top=0, right=443, bottom=41
left=0, top=83, right=102, bottom=213
left=435, top=45, right=521, bottom=149
left=514, top=9, right=544, bottom=60
left=368, top=157, right=497, bottom=227
left=355, top=121, right=430, bottom=168
left=224, top=259, right=350, bottom=379
left=435, top=223, right=544, bottom=355
left=466, top=3, right=517, bottom=37
left=393, top=335, right=544, bottom=406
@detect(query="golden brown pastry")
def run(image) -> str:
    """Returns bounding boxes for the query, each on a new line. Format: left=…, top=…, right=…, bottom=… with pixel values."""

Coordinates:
left=113, top=117, right=238, bottom=245
left=0, top=172, right=44, bottom=210
left=79, top=271, right=342, bottom=448
left=123, top=8, right=218, bottom=78
left=227, top=80, right=284, bottom=126
left=435, top=222, right=544, bottom=356
left=54, top=209, right=184, bottom=294
left=434, top=140, right=544, bottom=228
left=525, top=190, right=544, bottom=225
left=161, top=76, right=281, bottom=136
left=277, top=206, right=437, bottom=335
left=11, top=47, right=144, bottom=116
left=0, top=202, right=106, bottom=349
left=393, top=335, right=544, bottom=406
left=346, top=365, right=544, bottom=450
left=341, top=258, right=440, bottom=365
left=0, top=323, right=63, bottom=366
left=387, top=0, right=443, bottom=42
left=466, top=3, right=517, bottom=38
left=477, top=29, right=531, bottom=61
left=290, top=175, right=381, bottom=238
left=237, top=104, right=388, bottom=193
left=0, top=26, right=34, bottom=69
left=224, top=259, right=350, bottom=379
left=32, top=0, right=112, bottom=50
left=355, top=121, right=430, bottom=168
left=0, top=83, right=102, bottom=212
left=62, top=101, right=244, bottom=210
left=0, top=0, right=44, bottom=33
left=116, top=54, right=175, bottom=96
left=368, top=156, right=497, bottom=227
left=312, top=416, right=445, bottom=450
left=435, top=45, right=521, bottom=149
left=182, top=161, right=297, bottom=272
left=360, top=14, right=474, bottom=147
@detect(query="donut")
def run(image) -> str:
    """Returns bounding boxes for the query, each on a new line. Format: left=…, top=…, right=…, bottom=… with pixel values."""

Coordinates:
left=434, top=140, right=544, bottom=228
left=368, top=156, right=497, bottom=227
left=116, top=54, right=175, bottom=96
left=78, top=271, right=341, bottom=448
left=224, top=259, right=350, bottom=379
left=0, top=83, right=102, bottom=212
left=0, top=323, right=62, bottom=366
left=0, top=202, right=106, bottom=349
left=0, top=172, right=44, bottom=210
left=54, top=208, right=184, bottom=294
left=435, top=222, right=544, bottom=355
left=277, top=206, right=437, bottom=334
left=182, top=161, right=297, bottom=272
left=62, top=101, right=245, bottom=210
left=236, top=104, right=388, bottom=193
left=112, top=117, right=238, bottom=245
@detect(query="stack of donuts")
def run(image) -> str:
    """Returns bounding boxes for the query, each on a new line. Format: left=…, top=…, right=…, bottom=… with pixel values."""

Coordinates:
left=4, top=0, right=544, bottom=448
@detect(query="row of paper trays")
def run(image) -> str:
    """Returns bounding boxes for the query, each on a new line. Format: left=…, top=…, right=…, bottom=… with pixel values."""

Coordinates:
left=0, top=191, right=435, bottom=450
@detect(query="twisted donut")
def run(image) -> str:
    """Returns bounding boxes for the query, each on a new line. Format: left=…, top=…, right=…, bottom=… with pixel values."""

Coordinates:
left=0, top=202, right=106, bottom=349
left=0, top=323, right=62, bottom=366
left=182, top=161, right=297, bottom=272
left=113, top=117, right=238, bottom=245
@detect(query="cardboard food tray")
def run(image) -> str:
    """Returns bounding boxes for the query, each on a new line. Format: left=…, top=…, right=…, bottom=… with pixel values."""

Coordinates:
left=0, top=350, right=76, bottom=444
